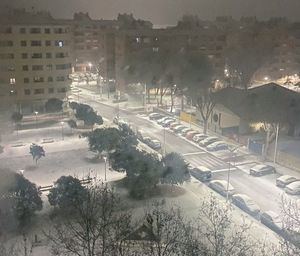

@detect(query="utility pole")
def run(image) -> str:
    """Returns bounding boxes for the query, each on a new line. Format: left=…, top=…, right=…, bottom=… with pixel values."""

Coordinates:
left=273, top=123, right=280, bottom=163
left=163, top=127, right=166, bottom=156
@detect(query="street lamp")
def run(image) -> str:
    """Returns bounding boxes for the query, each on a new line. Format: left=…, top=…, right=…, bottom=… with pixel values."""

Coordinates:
left=60, top=121, right=64, bottom=140
left=226, top=145, right=241, bottom=202
left=88, top=62, right=92, bottom=72
left=103, top=156, right=107, bottom=182
left=34, top=111, right=38, bottom=129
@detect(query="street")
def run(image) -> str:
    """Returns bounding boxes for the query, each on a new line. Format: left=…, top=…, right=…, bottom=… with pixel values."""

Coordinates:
left=76, top=86, right=298, bottom=216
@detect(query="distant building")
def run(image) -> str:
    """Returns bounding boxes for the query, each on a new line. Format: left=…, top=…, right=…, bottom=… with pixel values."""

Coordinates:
left=0, top=8, right=72, bottom=113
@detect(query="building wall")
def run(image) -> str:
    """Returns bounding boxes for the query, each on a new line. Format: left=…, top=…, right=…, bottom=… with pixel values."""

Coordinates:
left=0, top=21, right=72, bottom=113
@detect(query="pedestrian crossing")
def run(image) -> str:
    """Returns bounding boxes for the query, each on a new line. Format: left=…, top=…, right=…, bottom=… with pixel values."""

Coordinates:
left=184, top=153, right=228, bottom=171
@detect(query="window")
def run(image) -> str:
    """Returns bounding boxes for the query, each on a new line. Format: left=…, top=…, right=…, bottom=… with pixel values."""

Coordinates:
left=7, top=66, right=15, bottom=71
left=21, top=41, right=27, bottom=47
left=55, top=40, right=64, bottom=47
left=33, top=77, right=44, bottom=83
left=31, top=53, right=42, bottom=59
left=45, top=40, right=51, bottom=46
left=44, top=28, right=51, bottom=34
left=0, top=41, right=13, bottom=47
left=24, top=89, right=30, bottom=95
left=10, top=78, right=16, bottom=85
left=48, top=88, right=54, bottom=94
left=30, top=28, right=41, bottom=34
left=31, top=40, right=42, bottom=46
left=47, top=77, right=53, bottom=82
left=0, top=53, right=14, bottom=59
left=56, top=64, right=71, bottom=70
left=46, top=53, right=52, bottom=58
left=32, top=65, right=43, bottom=71
left=56, top=76, right=65, bottom=82
left=46, top=64, right=52, bottom=71
left=10, top=89, right=17, bottom=96
left=22, top=53, right=28, bottom=59
left=34, top=88, right=44, bottom=94
left=55, top=52, right=65, bottom=58
left=24, top=78, right=29, bottom=83
left=20, top=28, right=26, bottom=34
left=57, top=87, right=67, bottom=93
left=54, top=28, right=64, bottom=34
left=22, top=65, right=28, bottom=71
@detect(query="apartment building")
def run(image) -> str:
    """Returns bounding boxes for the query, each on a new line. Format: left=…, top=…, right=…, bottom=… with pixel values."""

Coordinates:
left=0, top=9, right=72, bottom=113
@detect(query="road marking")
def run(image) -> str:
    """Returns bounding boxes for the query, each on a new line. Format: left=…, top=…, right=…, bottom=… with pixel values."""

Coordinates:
left=212, top=167, right=238, bottom=173
left=183, top=151, right=206, bottom=156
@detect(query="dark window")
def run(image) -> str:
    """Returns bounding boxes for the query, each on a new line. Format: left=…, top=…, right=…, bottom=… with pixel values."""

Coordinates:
left=44, top=28, right=51, bottom=34
left=56, top=76, right=65, bottom=81
left=46, top=53, right=52, bottom=58
left=30, top=28, right=41, bottom=34
left=31, top=41, right=42, bottom=46
left=47, top=77, right=53, bottom=82
left=32, top=65, right=43, bottom=71
left=31, top=53, right=43, bottom=59
left=0, top=53, right=14, bottom=59
left=56, top=64, right=71, bottom=70
left=57, top=87, right=67, bottom=93
left=0, top=41, right=13, bottom=47
left=55, top=52, right=65, bottom=58
left=48, top=88, right=54, bottom=93
left=20, top=28, right=26, bottom=34
left=24, top=78, right=29, bottom=83
left=24, top=89, right=30, bottom=95
left=22, top=65, right=28, bottom=71
left=54, top=28, right=64, bottom=34
left=34, top=88, right=44, bottom=94
left=21, top=41, right=27, bottom=47
left=21, top=53, right=28, bottom=59
left=45, top=40, right=51, bottom=46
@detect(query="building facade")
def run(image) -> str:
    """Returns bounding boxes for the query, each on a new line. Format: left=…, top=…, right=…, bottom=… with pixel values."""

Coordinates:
left=0, top=9, right=72, bottom=113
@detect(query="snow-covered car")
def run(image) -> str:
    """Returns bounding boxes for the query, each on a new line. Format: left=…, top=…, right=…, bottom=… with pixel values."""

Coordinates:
left=178, top=128, right=194, bottom=136
left=206, top=141, right=229, bottom=151
left=249, top=164, right=276, bottom=176
left=169, top=122, right=181, bottom=129
left=173, top=125, right=187, bottom=134
left=208, top=179, right=235, bottom=197
left=192, top=133, right=208, bottom=142
left=232, top=194, right=260, bottom=217
left=149, top=113, right=163, bottom=120
left=285, top=181, right=300, bottom=195
left=147, top=139, right=161, bottom=150
left=186, top=131, right=200, bottom=140
left=157, top=116, right=171, bottom=125
left=260, top=211, right=283, bottom=235
left=199, top=136, right=220, bottom=147
left=162, top=119, right=176, bottom=127
left=189, top=166, right=212, bottom=182
left=276, top=175, right=299, bottom=188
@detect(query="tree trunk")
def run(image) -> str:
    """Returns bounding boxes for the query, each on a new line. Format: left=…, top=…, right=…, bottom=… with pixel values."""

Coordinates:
left=170, top=93, right=174, bottom=113
left=203, top=119, right=208, bottom=134
left=147, top=88, right=151, bottom=104
left=181, top=95, right=184, bottom=111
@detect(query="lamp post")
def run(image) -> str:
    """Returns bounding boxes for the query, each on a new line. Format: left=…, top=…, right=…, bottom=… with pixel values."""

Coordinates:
left=60, top=121, right=64, bottom=140
left=34, top=111, right=38, bottom=129
left=226, top=145, right=241, bottom=202
left=163, top=127, right=166, bottom=156
left=103, top=156, right=107, bottom=182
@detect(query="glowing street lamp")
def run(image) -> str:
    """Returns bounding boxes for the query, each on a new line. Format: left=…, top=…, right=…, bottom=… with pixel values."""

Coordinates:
left=34, top=111, right=38, bottom=129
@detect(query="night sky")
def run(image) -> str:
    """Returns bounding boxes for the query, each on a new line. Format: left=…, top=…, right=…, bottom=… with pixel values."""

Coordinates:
left=2, top=0, right=300, bottom=26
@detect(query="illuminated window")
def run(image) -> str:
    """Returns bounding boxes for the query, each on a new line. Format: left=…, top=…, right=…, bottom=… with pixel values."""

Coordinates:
left=10, top=78, right=16, bottom=85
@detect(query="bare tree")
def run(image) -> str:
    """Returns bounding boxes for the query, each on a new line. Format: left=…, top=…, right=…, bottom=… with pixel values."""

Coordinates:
left=47, top=183, right=132, bottom=256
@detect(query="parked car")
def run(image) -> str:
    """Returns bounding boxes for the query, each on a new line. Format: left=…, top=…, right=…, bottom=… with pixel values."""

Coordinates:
left=189, top=166, right=212, bottom=182
left=173, top=125, right=187, bottom=133
left=208, top=179, right=235, bottom=197
left=199, top=136, right=220, bottom=147
left=285, top=181, right=300, bottom=195
left=142, top=136, right=152, bottom=144
left=113, top=116, right=119, bottom=124
left=232, top=194, right=260, bottom=217
left=276, top=175, right=299, bottom=188
left=179, top=128, right=194, bottom=136
left=149, top=113, right=163, bottom=120
left=260, top=211, right=283, bottom=235
left=249, top=164, right=276, bottom=176
left=169, top=123, right=182, bottom=129
left=162, top=119, right=176, bottom=127
left=186, top=131, right=200, bottom=140
left=206, top=141, right=229, bottom=151
left=157, top=116, right=171, bottom=125
left=193, top=133, right=208, bottom=143
left=147, top=139, right=162, bottom=150
left=137, top=130, right=145, bottom=141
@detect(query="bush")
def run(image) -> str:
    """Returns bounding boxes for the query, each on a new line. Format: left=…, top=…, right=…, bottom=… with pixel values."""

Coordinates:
left=45, top=98, right=63, bottom=112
